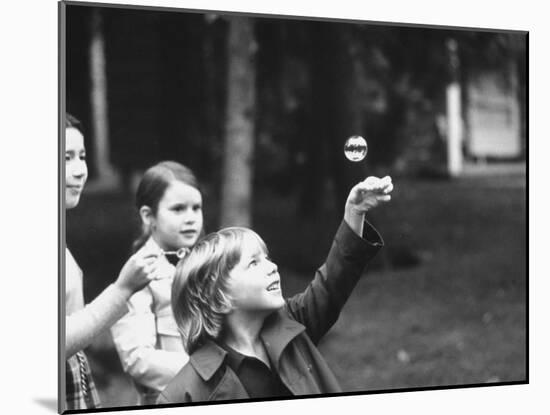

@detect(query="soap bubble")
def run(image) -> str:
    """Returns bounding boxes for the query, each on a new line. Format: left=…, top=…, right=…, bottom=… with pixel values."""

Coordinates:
left=344, top=135, right=368, bottom=162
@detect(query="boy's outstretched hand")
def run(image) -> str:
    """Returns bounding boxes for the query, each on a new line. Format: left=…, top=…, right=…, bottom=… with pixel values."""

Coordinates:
left=344, top=176, right=393, bottom=236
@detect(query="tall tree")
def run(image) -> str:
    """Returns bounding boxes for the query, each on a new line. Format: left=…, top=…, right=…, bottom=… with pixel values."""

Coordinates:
left=220, top=16, right=257, bottom=227
left=89, top=8, right=119, bottom=188
left=301, top=22, right=371, bottom=213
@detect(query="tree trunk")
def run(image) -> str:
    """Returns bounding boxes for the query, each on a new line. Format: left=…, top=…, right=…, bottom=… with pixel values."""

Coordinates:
left=303, top=23, right=364, bottom=215
left=89, top=8, right=119, bottom=189
left=299, top=22, right=335, bottom=216
left=446, top=38, right=463, bottom=177
left=220, top=17, right=257, bottom=227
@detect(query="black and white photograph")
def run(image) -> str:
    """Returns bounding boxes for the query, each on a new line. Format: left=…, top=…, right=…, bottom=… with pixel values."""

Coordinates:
left=58, top=1, right=529, bottom=413
left=7, top=0, right=550, bottom=413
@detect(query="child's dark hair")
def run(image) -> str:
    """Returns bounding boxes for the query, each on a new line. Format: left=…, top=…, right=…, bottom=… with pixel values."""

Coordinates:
left=133, top=161, right=201, bottom=252
left=66, top=113, right=84, bottom=135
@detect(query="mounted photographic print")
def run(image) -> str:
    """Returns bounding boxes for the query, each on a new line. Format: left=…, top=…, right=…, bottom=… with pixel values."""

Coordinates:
left=59, top=0, right=527, bottom=413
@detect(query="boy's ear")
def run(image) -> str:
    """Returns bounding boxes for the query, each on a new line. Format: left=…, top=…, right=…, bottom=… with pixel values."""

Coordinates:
left=139, top=205, right=154, bottom=228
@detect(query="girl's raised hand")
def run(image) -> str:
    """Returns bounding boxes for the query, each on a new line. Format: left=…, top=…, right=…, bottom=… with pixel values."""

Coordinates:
left=346, top=175, right=393, bottom=216
left=114, top=251, right=160, bottom=297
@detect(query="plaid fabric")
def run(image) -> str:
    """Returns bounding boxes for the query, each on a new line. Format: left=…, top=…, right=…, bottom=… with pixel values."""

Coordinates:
left=66, top=351, right=101, bottom=410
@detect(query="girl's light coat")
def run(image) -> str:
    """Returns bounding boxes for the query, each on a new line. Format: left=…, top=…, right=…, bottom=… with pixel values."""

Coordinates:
left=111, top=237, right=188, bottom=405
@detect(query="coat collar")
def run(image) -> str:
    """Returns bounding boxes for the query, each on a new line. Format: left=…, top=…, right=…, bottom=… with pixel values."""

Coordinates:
left=261, top=308, right=306, bottom=367
left=189, top=308, right=306, bottom=381
left=142, top=236, right=162, bottom=254
left=189, top=340, right=228, bottom=381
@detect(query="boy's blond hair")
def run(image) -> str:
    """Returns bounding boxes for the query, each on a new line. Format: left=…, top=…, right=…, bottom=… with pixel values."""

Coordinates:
left=171, top=227, right=268, bottom=353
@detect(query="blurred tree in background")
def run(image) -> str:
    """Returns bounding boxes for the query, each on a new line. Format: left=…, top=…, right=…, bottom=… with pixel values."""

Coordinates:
left=65, top=5, right=527, bottom=225
left=220, top=16, right=257, bottom=227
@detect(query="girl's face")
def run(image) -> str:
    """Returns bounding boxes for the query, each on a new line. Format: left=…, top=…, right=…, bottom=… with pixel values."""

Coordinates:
left=226, top=234, right=284, bottom=313
left=65, top=127, right=88, bottom=209
left=150, top=180, right=203, bottom=251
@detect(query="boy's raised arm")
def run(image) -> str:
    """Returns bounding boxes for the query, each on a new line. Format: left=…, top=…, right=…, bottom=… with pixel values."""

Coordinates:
left=285, top=176, right=393, bottom=344
left=344, top=176, right=393, bottom=236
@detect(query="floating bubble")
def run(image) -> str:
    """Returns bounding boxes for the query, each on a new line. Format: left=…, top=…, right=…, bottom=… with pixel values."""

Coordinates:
left=344, top=135, right=368, bottom=162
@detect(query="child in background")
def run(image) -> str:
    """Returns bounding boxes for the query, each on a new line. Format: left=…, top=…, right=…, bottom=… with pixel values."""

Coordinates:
left=64, top=114, right=158, bottom=411
left=158, top=175, right=393, bottom=403
left=111, top=161, right=204, bottom=405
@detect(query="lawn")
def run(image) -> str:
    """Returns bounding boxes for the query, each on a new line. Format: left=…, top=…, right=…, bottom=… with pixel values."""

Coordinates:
left=66, top=169, right=526, bottom=406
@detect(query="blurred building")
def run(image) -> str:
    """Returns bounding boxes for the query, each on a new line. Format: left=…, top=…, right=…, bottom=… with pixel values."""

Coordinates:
left=465, top=71, right=524, bottom=160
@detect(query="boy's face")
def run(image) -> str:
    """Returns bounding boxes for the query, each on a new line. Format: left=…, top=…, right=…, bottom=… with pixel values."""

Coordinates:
left=226, top=234, right=284, bottom=313
left=65, top=127, right=88, bottom=209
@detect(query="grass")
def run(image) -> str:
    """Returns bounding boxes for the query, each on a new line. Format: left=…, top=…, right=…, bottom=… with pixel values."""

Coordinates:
left=319, top=175, right=526, bottom=391
left=66, top=170, right=526, bottom=406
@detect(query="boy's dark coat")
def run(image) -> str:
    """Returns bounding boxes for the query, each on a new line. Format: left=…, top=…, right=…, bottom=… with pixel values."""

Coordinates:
left=158, top=220, right=383, bottom=403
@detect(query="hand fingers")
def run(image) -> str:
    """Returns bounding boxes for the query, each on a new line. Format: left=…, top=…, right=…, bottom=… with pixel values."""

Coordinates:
left=377, top=176, right=392, bottom=190
left=143, top=262, right=158, bottom=275
left=134, top=253, right=159, bottom=267
left=382, top=182, right=393, bottom=194
left=141, top=252, right=160, bottom=262
left=364, top=176, right=377, bottom=187
left=376, top=194, right=391, bottom=203
left=374, top=176, right=392, bottom=197
left=148, top=272, right=162, bottom=281
left=363, top=176, right=392, bottom=192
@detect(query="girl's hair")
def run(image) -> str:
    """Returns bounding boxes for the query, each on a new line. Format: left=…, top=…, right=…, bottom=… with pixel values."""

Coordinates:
left=66, top=113, right=84, bottom=134
left=133, top=161, right=201, bottom=252
left=171, top=227, right=267, bottom=354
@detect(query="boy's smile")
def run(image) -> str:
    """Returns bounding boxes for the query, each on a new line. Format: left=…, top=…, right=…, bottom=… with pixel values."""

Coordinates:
left=266, top=280, right=280, bottom=292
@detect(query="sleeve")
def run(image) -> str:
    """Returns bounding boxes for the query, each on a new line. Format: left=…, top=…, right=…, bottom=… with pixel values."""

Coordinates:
left=110, top=287, right=189, bottom=393
left=66, top=284, right=129, bottom=358
left=285, top=219, right=383, bottom=344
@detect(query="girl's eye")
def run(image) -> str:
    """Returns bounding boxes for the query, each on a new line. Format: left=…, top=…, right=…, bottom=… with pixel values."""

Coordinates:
left=193, top=205, right=202, bottom=212
left=249, top=259, right=258, bottom=267
left=65, top=152, right=86, bottom=162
